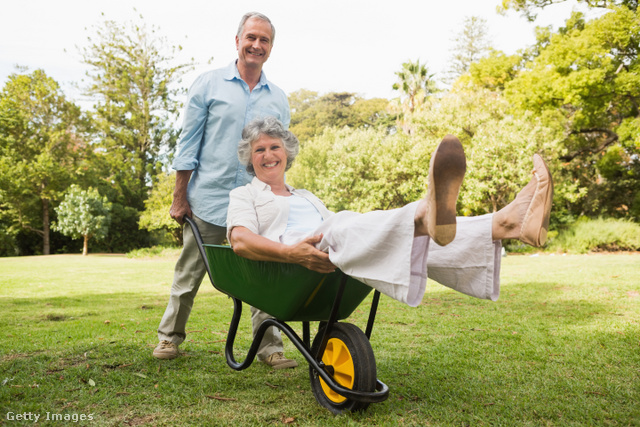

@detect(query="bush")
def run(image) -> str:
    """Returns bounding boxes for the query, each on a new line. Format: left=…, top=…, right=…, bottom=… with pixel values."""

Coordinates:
left=549, top=217, right=640, bottom=253
left=91, top=203, right=152, bottom=253
left=126, top=245, right=181, bottom=259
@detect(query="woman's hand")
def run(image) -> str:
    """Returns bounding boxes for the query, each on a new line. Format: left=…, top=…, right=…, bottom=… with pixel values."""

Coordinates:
left=287, top=234, right=336, bottom=274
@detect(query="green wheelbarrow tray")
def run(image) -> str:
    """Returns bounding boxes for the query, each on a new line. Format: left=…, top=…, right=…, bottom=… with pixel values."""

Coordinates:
left=203, top=244, right=373, bottom=322
left=184, top=216, right=389, bottom=413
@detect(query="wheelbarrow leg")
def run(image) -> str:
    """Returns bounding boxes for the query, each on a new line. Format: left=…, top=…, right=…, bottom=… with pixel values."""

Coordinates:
left=365, top=291, right=381, bottom=339
left=314, top=272, right=349, bottom=361
left=303, top=322, right=311, bottom=348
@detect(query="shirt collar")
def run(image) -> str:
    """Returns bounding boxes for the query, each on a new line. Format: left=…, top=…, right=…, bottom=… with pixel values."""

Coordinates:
left=225, top=61, right=271, bottom=90
left=251, top=176, right=294, bottom=193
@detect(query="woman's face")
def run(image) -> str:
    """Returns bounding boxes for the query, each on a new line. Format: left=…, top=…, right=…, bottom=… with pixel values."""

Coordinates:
left=251, top=134, right=287, bottom=184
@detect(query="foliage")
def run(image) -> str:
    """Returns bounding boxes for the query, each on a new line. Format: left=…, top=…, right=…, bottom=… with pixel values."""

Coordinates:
left=458, top=49, right=523, bottom=91
left=504, top=6, right=640, bottom=219
left=288, top=90, right=394, bottom=144
left=92, top=202, right=151, bottom=254
left=392, top=59, right=438, bottom=114
left=126, top=245, right=180, bottom=259
left=445, top=16, right=492, bottom=82
left=53, top=185, right=112, bottom=255
left=0, top=69, right=90, bottom=255
left=79, top=16, right=195, bottom=210
left=0, top=215, right=18, bottom=257
left=288, top=126, right=429, bottom=212
left=549, top=216, right=640, bottom=253
left=498, top=0, right=638, bottom=21
left=4, top=6, right=640, bottom=259
left=139, top=172, right=182, bottom=244
left=1, top=254, right=638, bottom=424
left=289, top=88, right=564, bottom=220
left=405, top=89, right=562, bottom=216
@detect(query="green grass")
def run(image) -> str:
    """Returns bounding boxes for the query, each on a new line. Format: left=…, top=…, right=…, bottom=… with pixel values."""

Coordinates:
left=1, top=253, right=639, bottom=426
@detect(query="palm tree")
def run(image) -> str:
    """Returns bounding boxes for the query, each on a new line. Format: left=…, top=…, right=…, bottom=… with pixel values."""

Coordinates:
left=392, top=59, right=437, bottom=113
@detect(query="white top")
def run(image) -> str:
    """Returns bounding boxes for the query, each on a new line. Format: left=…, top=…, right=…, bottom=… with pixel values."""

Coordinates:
left=226, top=177, right=334, bottom=243
left=276, top=194, right=325, bottom=244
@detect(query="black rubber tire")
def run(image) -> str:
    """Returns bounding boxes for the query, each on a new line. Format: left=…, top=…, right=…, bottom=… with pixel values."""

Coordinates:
left=309, top=322, right=376, bottom=414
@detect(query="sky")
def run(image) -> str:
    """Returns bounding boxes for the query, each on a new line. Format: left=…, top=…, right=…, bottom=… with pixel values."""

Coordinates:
left=1, top=0, right=593, bottom=107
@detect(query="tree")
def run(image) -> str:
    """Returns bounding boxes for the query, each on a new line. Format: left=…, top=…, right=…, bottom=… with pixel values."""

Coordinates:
left=139, top=172, right=182, bottom=244
left=53, top=185, right=112, bottom=256
left=459, top=49, right=523, bottom=91
left=392, top=60, right=437, bottom=113
left=79, top=15, right=195, bottom=209
left=504, top=7, right=640, bottom=218
left=401, top=88, right=563, bottom=216
left=498, top=0, right=638, bottom=21
left=445, top=16, right=492, bottom=82
left=288, top=89, right=562, bottom=220
left=288, top=90, right=393, bottom=144
left=0, top=69, right=89, bottom=255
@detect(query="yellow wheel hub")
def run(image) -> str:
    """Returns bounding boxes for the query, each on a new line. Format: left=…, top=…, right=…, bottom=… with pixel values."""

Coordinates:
left=319, top=337, right=355, bottom=403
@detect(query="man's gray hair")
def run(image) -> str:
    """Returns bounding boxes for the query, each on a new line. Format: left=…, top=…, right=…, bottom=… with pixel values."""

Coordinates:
left=238, top=117, right=299, bottom=176
left=237, top=12, right=276, bottom=44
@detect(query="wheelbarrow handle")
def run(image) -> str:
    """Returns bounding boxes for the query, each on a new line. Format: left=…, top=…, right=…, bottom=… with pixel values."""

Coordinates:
left=183, top=215, right=215, bottom=286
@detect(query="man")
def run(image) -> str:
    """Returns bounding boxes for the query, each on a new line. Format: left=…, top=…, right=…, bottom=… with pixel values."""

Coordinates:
left=153, top=12, right=297, bottom=369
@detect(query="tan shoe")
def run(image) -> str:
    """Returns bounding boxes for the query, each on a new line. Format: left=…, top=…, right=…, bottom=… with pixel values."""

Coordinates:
left=427, top=135, right=467, bottom=246
left=519, top=154, right=553, bottom=247
left=263, top=352, right=298, bottom=370
left=153, top=340, right=179, bottom=360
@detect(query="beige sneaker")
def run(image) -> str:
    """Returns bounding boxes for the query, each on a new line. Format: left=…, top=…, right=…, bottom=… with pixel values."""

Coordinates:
left=153, top=340, right=179, bottom=359
left=263, top=352, right=298, bottom=369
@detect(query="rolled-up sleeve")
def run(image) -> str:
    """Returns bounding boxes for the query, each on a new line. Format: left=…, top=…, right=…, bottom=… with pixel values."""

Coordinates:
left=226, top=186, right=260, bottom=242
left=172, top=76, right=209, bottom=171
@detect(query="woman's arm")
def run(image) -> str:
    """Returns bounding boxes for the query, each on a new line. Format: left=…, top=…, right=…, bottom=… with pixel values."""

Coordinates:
left=229, top=226, right=336, bottom=274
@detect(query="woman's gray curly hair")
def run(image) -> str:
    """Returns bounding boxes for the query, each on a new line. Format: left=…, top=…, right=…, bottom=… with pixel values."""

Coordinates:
left=237, top=116, right=300, bottom=176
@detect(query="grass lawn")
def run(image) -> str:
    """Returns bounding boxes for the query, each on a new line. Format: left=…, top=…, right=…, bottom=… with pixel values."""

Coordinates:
left=1, top=252, right=639, bottom=426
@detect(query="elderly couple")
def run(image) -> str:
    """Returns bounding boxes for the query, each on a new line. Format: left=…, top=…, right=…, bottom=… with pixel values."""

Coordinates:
left=153, top=11, right=552, bottom=367
left=159, top=114, right=552, bottom=362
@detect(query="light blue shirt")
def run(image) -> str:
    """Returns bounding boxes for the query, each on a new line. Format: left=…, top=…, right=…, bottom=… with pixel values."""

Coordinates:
left=172, top=61, right=291, bottom=226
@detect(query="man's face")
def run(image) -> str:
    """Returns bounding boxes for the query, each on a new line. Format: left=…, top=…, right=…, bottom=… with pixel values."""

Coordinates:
left=236, top=18, right=273, bottom=70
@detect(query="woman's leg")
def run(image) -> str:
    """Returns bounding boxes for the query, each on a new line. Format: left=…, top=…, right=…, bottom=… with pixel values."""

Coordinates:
left=492, top=154, right=553, bottom=247
left=426, top=215, right=501, bottom=301
left=414, top=135, right=466, bottom=246
left=316, top=202, right=428, bottom=306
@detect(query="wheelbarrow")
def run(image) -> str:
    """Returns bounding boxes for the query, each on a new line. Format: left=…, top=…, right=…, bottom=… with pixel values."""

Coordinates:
left=184, top=216, right=389, bottom=414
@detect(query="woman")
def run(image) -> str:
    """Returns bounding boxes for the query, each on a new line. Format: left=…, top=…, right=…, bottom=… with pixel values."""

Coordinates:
left=227, top=117, right=552, bottom=306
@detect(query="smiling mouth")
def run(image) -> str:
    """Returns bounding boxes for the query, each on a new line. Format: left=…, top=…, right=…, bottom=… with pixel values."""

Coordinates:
left=263, top=161, right=279, bottom=168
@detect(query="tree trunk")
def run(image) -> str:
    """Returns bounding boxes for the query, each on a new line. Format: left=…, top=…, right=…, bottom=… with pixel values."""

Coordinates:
left=43, top=198, right=50, bottom=255
left=83, top=235, right=89, bottom=256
